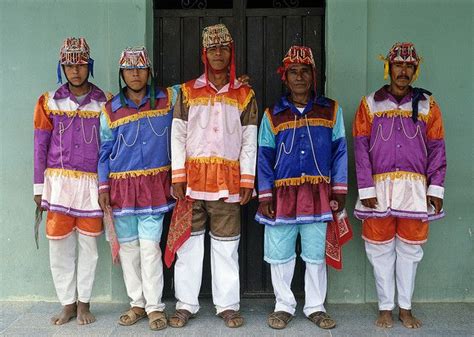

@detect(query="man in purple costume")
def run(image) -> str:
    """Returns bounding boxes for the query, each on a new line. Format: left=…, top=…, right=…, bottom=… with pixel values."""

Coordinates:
left=353, top=42, right=447, bottom=329
left=33, top=37, right=108, bottom=325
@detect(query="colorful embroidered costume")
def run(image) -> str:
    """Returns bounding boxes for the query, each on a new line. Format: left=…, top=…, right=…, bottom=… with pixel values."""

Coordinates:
left=354, top=42, right=447, bottom=313
left=255, top=45, right=348, bottom=322
left=169, top=24, right=257, bottom=322
left=98, top=87, right=175, bottom=218
left=98, top=47, right=176, bottom=318
left=33, top=37, right=106, bottom=307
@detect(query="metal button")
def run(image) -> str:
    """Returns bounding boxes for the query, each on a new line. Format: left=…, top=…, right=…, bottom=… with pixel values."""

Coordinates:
left=74, top=144, right=79, bottom=149
left=395, top=167, right=400, bottom=171
left=397, top=127, right=401, bottom=131
left=396, top=144, right=401, bottom=148
left=301, top=150, right=305, bottom=154
left=300, top=134, right=305, bottom=138
left=301, top=172, right=306, bottom=176
left=142, top=141, right=147, bottom=145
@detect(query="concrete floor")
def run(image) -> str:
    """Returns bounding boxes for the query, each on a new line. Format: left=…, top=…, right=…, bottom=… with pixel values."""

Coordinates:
left=0, top=299, right=473, bottom=337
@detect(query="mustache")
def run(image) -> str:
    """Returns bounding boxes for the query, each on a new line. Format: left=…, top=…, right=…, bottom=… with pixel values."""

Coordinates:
left=397, top=75, right=409, bottom=80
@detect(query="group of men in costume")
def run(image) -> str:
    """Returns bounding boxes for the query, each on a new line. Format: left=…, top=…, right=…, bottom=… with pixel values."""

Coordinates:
left=33, top=23, right=446, bottom=331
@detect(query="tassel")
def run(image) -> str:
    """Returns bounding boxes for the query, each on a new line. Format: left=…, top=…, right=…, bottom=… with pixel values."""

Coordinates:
left=150, top=74, right=156, bottom=109
left=383, top=60, right=389, bottom=80
left=89, top=58, right=94, bottom=78
left=412, top=57, right=422, bottom=82
left=118, top=72, right=126, bottom=108
left=56, top=62, right=62, bottom=84
left=378, top=55, right=389, bottom=80
left=229, top=43, right=236, bottom=89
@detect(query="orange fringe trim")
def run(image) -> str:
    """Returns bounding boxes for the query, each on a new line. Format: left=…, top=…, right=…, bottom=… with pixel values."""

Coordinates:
left=45, top=168, right=97, bottom=179
left=187, top=157, right=240, bottom=166
left=274, top=175, right=330, bottom=187
left=184, top=88, right=254, bottom=112
left=373, top=171, right=426, bottom=182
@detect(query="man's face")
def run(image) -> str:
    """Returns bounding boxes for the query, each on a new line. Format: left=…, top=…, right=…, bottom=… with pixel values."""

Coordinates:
left=206, top=44, right=231, bottom=71
left=285, top=63, right=313, bottom=95
left=122, top=68, right=149, bottom=92
left=390, top=62, right=416, bottom=88
left=63, top=64, right=89, bottom=87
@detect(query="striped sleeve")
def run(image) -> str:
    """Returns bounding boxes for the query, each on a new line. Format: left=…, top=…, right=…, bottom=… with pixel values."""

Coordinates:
left=331, top=105, right=348, bottom=194
left=239, top=90, right=258, bottom=188
left=33, top=93, right=53, bottom=195
left=257, top=110, right=276, bottom=201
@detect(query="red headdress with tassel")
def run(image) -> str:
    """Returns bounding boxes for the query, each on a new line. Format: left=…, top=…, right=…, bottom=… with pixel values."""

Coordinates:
left=277, top=45, right=317, bottom=96
left=201, top=24, right=235, bottom=89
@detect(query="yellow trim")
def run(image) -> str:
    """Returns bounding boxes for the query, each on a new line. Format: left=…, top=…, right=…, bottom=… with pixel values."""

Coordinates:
left=43, top=92, right=51, bottom=115
left=362, top=96, right=371, bottom=115
left=45, top=168, right=97, bottom=179
left=369, top=110, right=429, bottom=123
left=265, top=109, right=277, bottom=135
left=105, top=100, right=172, bottom=129
left=274, top=118, right=334, bottom=133
left=187, top=157, right=240, bottom=166
left=240, top=90, right=254, bottom=111
left=373, top=171, right=426, bottom=182
left=48, top=109, right=100, bottom=118
left=182, top=84, right=190, bottom=105
left=109, top=166, right=171, bottom=179
left=274, top=175, right=330, bottom=187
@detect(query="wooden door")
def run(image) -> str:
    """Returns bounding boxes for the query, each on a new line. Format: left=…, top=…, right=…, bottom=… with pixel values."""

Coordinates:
left=154, top=0, right=325, bottom=297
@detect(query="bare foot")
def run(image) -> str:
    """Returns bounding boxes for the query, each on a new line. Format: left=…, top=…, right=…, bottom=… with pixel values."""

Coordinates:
left=375, top=310, right=393, bottom=328
left=51, top=303, right=77, bottom=325
left=77, top=301, right=96, bottom=325
left=399, top=308, right=422, bottom=329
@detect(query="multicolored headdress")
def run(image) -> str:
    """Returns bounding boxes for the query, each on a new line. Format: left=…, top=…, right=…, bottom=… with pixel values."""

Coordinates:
left=118, top=46, right=156, bottom=108
left=379, top=42, right=422, bottom=81
left=57, top=37, right=94, bottom=84
left=201, top=24, right=236, bottom=89
left=277, top=45, right=318, bottom=96
left=118, top=47, right=152, bottom=69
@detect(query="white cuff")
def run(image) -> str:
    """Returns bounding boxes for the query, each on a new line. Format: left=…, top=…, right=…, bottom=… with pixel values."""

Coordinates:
left=427, top=185, right=444, bottom=199
left=358, top=187, right=376, bottom=200
left=34, top=184, right=44, bottom=195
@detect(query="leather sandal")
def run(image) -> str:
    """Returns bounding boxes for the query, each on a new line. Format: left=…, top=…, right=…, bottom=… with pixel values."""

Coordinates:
left=307, top=311, right=336, bottom=329
left=168, top=309, right=194, bottom=328
left=148, top=311, right=167, bottom=331
left=218, top=310, right=244, bottom=328
left=118, top=307, right=147, bottom=326
left=267, top=311, right=293, bottom=329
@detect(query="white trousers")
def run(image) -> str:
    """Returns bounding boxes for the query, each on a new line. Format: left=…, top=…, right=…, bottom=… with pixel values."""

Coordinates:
left=49, top=231, right=98, bottom=305
left=365, top=238, right=423, bottom=310
left=119, top=239, right=165, bottom=314
left=270, top=258, right=327, bottom=316
left=174, top=234, right=240, bottom=314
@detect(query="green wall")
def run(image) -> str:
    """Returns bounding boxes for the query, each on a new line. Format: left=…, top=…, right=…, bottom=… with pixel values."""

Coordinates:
left=326, top=0, right=473, bottom=303
left=0, top=0, right=472, bottom=303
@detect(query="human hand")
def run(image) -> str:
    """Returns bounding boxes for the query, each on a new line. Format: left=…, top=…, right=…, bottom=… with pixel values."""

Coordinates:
left=172, top=182, right=187, bottom=200
left=260, top=200, right=275, bottom=219
left=427, top=195, right=443, bottom=214
left=98, top=192, right=111, bottom=211
left=361, top=197, right=378, bottom=209
left=240, top=187, right=252, bottom=205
